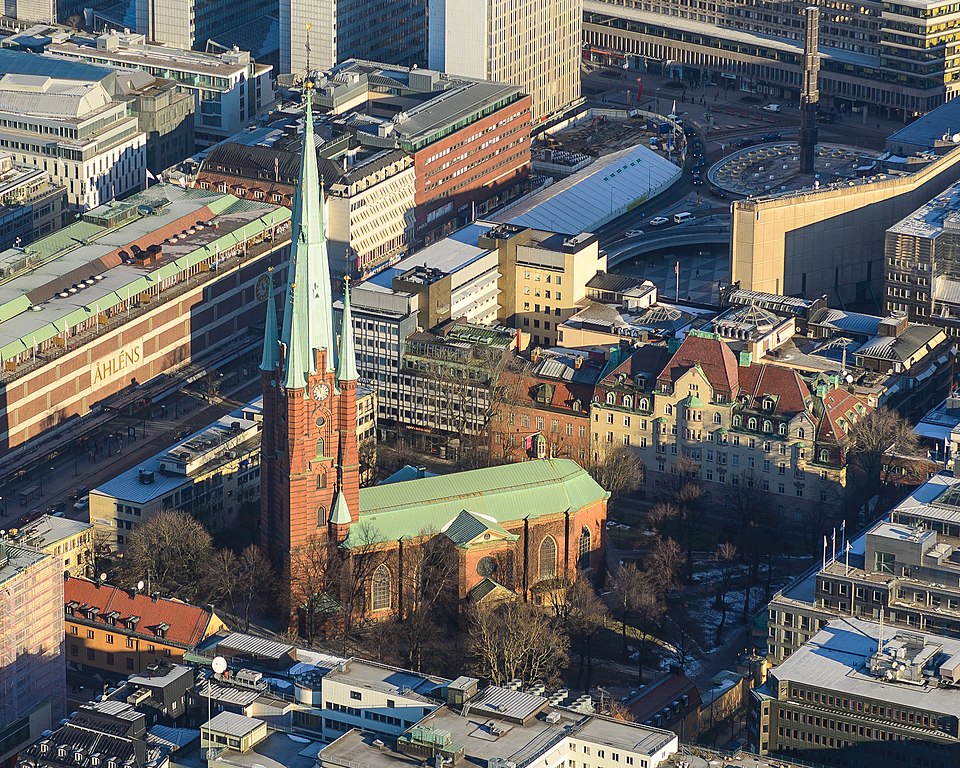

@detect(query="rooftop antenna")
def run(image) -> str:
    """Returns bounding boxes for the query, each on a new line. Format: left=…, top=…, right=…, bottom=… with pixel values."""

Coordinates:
left=878, top=608, right=884, bottom=654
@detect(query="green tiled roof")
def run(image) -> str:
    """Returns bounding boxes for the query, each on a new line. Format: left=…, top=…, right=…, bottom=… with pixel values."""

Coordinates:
left=679, top=394, right=704, bottom=408
left=442, top=509, right=517, bottom=547
left=345, top=459, right=608, bottom=549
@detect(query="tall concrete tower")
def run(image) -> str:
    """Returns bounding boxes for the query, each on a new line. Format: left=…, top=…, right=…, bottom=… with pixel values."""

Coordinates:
left=798, top=6, right=820, bottom=174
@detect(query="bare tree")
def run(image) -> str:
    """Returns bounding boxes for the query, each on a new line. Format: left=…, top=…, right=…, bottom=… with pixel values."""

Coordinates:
left=549, top=578, right=609, bottom=689
left=88, top=527, right=117, bottom=579
left=609, top=562, right=646, bottom=660
left=289, top=535, right=338, bottom=646
left=714, top=542, right=737, bottom=646
left=847, top=406, right=923, bottom=507
left=119, top=510, right=213, bottom=603
left=206, top=548, right=238, bottom=607
left=467, top=600, right=569, bottom=685
left=585, top=444, right=645, bottom=499
left=234, top=545, right=276, bottom=632
left=399, top=533, right=458, bottom=672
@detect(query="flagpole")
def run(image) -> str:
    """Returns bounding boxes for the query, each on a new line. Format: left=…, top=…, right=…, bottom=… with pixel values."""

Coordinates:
left=822, top=535, right=827, bottom=571
left=845, top=541, right=852, bottom=576
left=831, top=527, right=836, bottom=564
left=675, top=261, right=680, bottom=301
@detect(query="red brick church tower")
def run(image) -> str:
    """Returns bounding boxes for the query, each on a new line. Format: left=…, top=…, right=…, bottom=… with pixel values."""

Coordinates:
left=258, top=83, right=360, bottom=614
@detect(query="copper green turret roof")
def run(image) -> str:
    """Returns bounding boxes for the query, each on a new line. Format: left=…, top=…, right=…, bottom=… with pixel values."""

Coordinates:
left=336, top=277, right=358, bottom=383
left=279, top=86, right=336, bottom=392
left=259, top=267, right=279, bottom=372
left=342, top=459, right=608, bottom=549
left=330, top=490, right=352, bottom=526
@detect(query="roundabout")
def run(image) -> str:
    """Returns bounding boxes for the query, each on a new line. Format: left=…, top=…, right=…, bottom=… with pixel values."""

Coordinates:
left=708, top=142, right=884, bottom=197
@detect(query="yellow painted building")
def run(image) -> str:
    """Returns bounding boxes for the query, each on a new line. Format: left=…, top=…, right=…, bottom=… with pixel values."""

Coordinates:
left=64, top=577, right=227, bottom=679
left=10, top=514, right=93, bottom=577
left=487, top=226, right=607, bottom=348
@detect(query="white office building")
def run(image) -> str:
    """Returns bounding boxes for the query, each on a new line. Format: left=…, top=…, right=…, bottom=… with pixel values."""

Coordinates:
left=428, top=0, right=582, bottom=122
left=46, top=31, right=275, bottom=147
left=0, top=74, right=145, bottom=210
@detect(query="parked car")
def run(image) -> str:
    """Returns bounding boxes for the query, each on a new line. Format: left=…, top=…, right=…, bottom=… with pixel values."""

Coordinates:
left=762, top=103, right=782, bottom=112
left=649, top=216, right=670, bottom=227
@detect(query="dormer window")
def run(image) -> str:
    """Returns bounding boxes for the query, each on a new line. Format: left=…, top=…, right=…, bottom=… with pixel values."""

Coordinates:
left=762, top=420, right=773, bottom=433
left=639, top=398, right=650, bottom=411
left=778, top=423, right=787, bottom=436
left=748, top=417, right=758, bottom=431
left=155, top=622, right=170, bottom=639
left=622, top=395, right=633, bottom=409
left=764, top=397, right=775, bottom=411
left=606, top=392, right=616, bottom=405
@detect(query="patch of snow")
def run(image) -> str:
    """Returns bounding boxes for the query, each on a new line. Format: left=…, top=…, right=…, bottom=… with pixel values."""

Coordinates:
left=287, top=734, right=311, bottom=743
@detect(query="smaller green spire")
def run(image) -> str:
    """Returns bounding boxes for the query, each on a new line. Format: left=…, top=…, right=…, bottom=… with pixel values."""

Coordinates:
left=336, top=276, right=359, bottom=383
left=259, top=268, right=278, bottom=372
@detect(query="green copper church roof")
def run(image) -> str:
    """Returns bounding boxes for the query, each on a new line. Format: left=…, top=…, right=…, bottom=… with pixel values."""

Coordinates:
left=344, top=459, right=608, bottom=549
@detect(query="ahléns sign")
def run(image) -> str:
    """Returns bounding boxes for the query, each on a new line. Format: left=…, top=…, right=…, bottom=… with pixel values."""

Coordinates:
left=92, top=341, right=143, bottom=385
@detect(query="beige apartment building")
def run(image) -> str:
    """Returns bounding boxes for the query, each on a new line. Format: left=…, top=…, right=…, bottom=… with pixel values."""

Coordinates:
left=10, top=515, right=93, bottom=577
left=488, top=225, right=606, bottom=348
left=428, top=0, right=582, bottom=122
left=591, top=332, right=869, bottom=512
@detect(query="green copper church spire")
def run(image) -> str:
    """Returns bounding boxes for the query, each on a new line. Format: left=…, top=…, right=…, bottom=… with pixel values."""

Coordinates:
left=279, top=84, right=337, bottom=392
left=259, top=267, right=279, bottom=372
left=336, top=276, right=358, bottom=383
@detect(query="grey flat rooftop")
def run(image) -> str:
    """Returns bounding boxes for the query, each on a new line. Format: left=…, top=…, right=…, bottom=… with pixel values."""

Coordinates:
left=891, top=471, right=960, bottom=526
left=495, top=144, right=681, bottom=236
left=772, top=617, right=960, bottom=714
left=410, top=705, right=576, bottom=765
left=368, top=223, right=495, bottom=289
left=888, top=180, right=960, bottom=239
left=128, top=663, right=193, bottom=689
left=0, top=541, right=49, bottom=586
left=325, top=658, right=448, bottom=699
left=16, top=514, right=91, bottom=548
left=573, top=717, right=676, bottom=756
left=204, top=711, right=262, bottom=738
left=468, top=685, right=546, bottom=722
left=91, top=397, right=262, bottom=505
left=211, top=731, right=320, bottom=768
left=217, top=631, right=294, bottom=661
left=888, top=97, right=960, bottom=151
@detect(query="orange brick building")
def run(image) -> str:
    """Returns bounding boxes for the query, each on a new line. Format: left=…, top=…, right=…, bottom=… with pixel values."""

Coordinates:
left=492, top=350, right=603, bottom=464
left=64, top=577, right=227, bottom=680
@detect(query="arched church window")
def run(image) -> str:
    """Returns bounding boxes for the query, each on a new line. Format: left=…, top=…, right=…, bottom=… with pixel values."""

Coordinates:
left=539, top=536, right=557, bottom=581
left=578, top=527, right=591, bottom=570
left=371, top=564, right=391, bottom=611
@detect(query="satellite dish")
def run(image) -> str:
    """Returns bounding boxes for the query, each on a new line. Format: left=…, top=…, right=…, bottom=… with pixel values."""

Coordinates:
left=212, top=656, right=227, bottom=675
left=99, top=573, right=107, bottom=583
left=136, top=581, right=145, bottom=592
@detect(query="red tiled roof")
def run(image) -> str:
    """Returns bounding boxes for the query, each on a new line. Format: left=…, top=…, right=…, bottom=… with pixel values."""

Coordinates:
left=657, top=335, right=739, bottom=396
left=602, top=344, right=672, bottom=386
left=738, top=364, right=809, bottom=415
left=64, top=577, right=214, bottom=648
left=817, top=387, right=870, bottom=445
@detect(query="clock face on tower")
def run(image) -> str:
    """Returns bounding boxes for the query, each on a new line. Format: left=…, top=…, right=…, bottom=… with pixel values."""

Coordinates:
left=255, top=274, right=270, bottom=302
left=312, top=383, right=330, bottom=401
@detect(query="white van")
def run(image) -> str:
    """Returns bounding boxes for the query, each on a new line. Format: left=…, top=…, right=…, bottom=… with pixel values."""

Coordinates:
left=673, top=212, right=694, bottom=224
